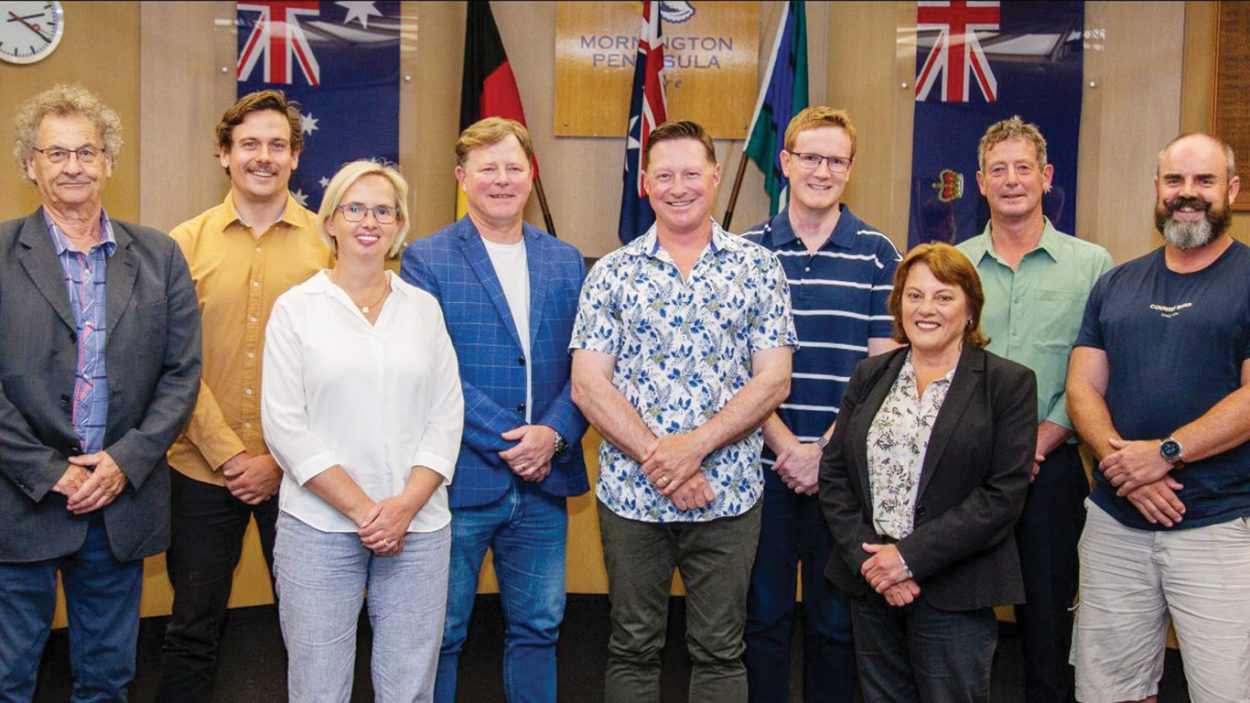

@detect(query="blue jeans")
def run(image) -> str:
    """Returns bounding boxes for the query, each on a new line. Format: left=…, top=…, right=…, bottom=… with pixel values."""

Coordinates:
left=850, top=594, right=998, bottom=703
left=0, top=514, right=142, bottom=703
left=274, top=512, right=450, bottom=703
left=745, top=488, right=855, bottom=703
left=435, top=480, right=568, bottom=703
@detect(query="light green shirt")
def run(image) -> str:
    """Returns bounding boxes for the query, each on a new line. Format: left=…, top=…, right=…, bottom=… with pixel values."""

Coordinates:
left=957, top=219, right=1112, bottom=430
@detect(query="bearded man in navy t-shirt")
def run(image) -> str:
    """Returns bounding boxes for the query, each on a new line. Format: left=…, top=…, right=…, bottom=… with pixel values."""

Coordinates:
left=1066, top=133, right=1250, bottom=703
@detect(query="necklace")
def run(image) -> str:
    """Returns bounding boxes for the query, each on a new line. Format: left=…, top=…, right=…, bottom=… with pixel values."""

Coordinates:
left=332, top=270, right=389, bottom=314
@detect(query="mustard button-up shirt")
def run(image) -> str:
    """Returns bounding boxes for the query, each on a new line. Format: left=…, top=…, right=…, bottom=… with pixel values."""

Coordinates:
left=167, top=192, right=331, bottom=485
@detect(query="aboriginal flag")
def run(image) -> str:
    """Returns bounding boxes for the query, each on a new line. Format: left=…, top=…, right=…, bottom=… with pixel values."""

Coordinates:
left=457, top=1, right=534, bottom=219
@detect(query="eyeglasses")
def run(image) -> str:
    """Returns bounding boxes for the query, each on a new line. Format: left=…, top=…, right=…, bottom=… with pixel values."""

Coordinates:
left=336, top=202, right=399, bottom=224
left=788, top=151, right=853, bottom=173
left=32, top=145, right=106, bottom=164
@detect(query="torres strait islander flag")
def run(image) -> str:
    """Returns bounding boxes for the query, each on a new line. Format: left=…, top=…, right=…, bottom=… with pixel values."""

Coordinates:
left=457, top=1, right=536, bottom=220
left=618, top=0, right=667, bottom=244
left=236, top=0, right=401, bottom=212
left=908, top=1, right=1084, bottom=247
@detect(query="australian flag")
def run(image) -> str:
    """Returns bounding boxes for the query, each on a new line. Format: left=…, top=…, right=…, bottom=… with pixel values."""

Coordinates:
left=236, top=0, right=400, bottom=211
left=618, top=0, right=667, bottom=244
left=908, top=1, right=1084, bottom=246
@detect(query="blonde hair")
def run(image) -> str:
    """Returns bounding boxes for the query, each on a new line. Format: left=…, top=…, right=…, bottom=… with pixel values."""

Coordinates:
left=318, top=160, right=411, bottom=258
left=977, top=115, right=1047, bottom=172
left=12, top=84, right=122, bottom=184
left=784, top=106, right=858, bottom=158
left=455, top=117, right=534, bottom=167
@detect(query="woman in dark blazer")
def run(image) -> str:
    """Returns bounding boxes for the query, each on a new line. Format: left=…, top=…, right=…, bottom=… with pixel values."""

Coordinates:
left=819, top=242, right=1037, bottom=702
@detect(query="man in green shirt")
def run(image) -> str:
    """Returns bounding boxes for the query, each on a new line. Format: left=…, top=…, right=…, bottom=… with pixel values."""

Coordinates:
left=956, top=116, right=1112, bottom=703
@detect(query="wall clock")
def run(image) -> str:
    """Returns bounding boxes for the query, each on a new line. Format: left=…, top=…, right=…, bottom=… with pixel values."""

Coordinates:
left=0, top=1, right=64, bottom=65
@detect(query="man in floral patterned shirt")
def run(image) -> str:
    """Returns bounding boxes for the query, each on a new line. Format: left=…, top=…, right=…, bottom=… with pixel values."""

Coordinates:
left=571, top=120, right=797, bottom=702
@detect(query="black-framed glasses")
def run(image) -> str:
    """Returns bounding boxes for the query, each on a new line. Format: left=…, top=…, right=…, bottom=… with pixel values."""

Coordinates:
left=336, top=203, right=399, bottom=224
left=788, top=151, right=853, bottom=173
left=32, top=145, right=106, bottom=164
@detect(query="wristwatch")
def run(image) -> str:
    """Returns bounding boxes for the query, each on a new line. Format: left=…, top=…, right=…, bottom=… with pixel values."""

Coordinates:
left=553, top=430, right=569, bottom=455
left=1159, top=436, right=1184, bottom=467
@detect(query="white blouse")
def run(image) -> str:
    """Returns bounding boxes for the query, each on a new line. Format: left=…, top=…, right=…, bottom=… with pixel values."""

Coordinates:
left=262, top=270, right=464, bottom=533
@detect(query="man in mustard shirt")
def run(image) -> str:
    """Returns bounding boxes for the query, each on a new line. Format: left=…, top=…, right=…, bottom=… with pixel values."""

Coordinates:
left=956, top=116, right=1111, bottom=703
left=157, top=90, right=331, bottom=702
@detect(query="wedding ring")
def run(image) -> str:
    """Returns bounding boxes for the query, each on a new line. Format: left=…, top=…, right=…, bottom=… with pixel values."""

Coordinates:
left=658, top=475, right=670, bottom=487
left=383, top=539, right=394, bottom=548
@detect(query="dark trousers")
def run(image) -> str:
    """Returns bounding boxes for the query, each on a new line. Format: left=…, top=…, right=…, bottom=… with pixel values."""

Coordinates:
left=598, top=500, right=762, bottom=703
left=850, top=593, right=998, bottom=703
left=0, top=514, right=143, bottom=703
left=1014, top=442, right=1087, bottom=703
left=156, top=470, right=279, bottom=703
left=745, top=487, right=855, bottom=703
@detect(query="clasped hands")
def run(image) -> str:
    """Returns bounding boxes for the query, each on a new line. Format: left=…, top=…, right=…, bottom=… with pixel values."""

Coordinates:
left=499, top=424, right=558, bottom=483
left=354, top=494, right=423, bottom=558
left=1099, top=437, right=1186, bottom=527
left=770, top=438, right=822, bottom=495
left=221, top=451, right=282, bottom=504
left=51, top=450, right=128, bottom=515
left=639, top=433, right=716, bottom=511
left=861, top=542, right=920, bottom=607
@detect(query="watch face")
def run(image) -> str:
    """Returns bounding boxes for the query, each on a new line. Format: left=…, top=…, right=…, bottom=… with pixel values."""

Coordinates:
left=0, top=1, right=65, bottom=65
left=1161, top=439, right=1182, bottom=462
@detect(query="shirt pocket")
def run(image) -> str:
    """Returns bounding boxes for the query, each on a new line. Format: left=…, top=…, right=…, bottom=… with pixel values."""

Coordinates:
left=1032, top=289, right=1085, bottom=352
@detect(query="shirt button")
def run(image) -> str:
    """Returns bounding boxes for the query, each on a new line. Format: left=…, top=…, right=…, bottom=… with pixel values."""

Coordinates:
left=255, top=247, right=262, bottom=253
left=246, top=351, right=255, bottom=359
left=804, top=267, right=811, bottom=273
left=252, top=281, right=260, bottom=288
left=517, top=357, right=526, bottom=366
left=244, top=388, right=254, bottom=396
left=244, top=422, right=253, bottom=429
left=250, top=316, right=259, bottom=324
left=516, top=403, right=526, bottom=413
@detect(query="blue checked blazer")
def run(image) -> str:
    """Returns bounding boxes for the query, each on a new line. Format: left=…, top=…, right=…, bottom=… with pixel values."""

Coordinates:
left=400, top=217, right=588, bottom=508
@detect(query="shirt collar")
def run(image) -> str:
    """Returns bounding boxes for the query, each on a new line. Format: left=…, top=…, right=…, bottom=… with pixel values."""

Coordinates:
left=970, top=216, right=1063, bottom=266
left=223, top=190, right=305, bottom=231
left=630, top=218, right=742, bottom=259
left=43, top=207, right=117, bottom=257
left=762, top=203, right=856, bottom=251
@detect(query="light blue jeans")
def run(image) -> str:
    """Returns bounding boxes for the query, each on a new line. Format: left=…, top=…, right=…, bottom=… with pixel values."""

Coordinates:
left=274, top=511, right=450, bottom=703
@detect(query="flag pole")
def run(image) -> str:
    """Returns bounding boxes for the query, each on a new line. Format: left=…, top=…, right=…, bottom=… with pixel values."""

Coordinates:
left=534, top=174, right=557, bottom=237
left=722, top=2, right=790, bottom=230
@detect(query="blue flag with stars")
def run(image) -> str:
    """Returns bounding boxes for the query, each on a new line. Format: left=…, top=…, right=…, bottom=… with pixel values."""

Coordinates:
left=236, top=0, right=400, bottom=211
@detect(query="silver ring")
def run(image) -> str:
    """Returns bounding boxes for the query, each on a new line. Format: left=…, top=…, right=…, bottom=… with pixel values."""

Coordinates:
left=658, top=475, right=670, bottom=487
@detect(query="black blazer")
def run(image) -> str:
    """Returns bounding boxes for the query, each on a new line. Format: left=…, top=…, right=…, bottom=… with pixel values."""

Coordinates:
left=819, top=345, right=1036, bottom=611
left=0, top=210, right=201, bottom=563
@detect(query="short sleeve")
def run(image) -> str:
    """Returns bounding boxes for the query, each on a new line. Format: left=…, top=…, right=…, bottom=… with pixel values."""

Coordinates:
left=1074, top=273, right=1107, bottom=350
left=748, top=249, right=799, bottom=353
left=868, top=236, right=902, bottom=339
left=569, top=256, right=624, bottom=357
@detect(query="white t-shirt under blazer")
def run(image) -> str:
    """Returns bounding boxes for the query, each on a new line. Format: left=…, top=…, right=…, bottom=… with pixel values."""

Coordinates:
left=262, top=270, right=464, bottom=534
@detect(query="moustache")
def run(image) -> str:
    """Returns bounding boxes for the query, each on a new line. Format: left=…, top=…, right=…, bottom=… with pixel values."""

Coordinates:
left=1165, top=196, right=1209, bottom=215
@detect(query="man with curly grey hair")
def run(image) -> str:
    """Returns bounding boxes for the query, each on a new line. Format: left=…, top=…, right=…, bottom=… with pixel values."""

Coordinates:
left=0, top=84, right=201, bottom=701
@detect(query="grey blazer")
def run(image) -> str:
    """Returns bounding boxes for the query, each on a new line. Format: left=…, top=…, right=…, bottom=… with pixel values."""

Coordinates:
left=0, top=209, right=201, bottom=563
left=819, top=345, right=1036, bottom=611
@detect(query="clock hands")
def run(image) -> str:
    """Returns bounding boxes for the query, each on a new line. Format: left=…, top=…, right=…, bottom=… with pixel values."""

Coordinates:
left=6, top=12, right=50, bottom=43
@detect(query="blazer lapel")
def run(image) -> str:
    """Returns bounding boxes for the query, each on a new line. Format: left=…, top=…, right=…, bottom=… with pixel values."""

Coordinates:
left=458, top=222, right=524, bottom=349
left=105, top=224, right=137, bottom=333
left=915, top=346, right=984, bottom=501
left=16, top=212, right=75, bottom=332
left=525, top=226, right=550, bottom=348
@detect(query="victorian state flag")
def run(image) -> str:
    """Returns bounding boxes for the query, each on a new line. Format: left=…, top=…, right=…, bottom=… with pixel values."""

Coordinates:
left=908, top=1, right=1084, bottom=247
left=236, top=1, right=400, bottom=212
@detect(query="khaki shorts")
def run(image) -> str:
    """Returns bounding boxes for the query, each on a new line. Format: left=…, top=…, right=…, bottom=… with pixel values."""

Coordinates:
left=1071, top=500, right=1250, bottom=703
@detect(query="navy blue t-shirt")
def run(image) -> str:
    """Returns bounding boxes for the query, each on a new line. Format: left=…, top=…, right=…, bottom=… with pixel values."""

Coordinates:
left=1075, top=241, right=1250, bottom=530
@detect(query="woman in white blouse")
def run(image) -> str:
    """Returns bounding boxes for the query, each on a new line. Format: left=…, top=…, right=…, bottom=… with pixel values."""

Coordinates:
left=819, top=243, right=1036, bottom=702
left=262, top=160, right=464, bottom=703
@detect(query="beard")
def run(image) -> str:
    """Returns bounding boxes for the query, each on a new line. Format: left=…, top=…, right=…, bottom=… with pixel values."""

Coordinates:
left=1154, top=194, right=1232, bottom=250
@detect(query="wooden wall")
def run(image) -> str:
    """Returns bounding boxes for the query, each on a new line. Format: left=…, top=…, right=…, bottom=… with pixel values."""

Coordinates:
left=0, top=2, right=1235, bottom=622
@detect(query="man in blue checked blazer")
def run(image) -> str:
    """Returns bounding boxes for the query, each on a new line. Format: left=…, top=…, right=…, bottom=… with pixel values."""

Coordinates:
left=400, top=117, right=588, bottom=703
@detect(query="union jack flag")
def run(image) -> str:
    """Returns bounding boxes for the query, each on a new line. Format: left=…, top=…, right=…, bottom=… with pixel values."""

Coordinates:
left=618, top=0, right=667, bottom=244
left=237, top=1, right=321, bottom=86
left=915, top=0, right=1000, bottom=103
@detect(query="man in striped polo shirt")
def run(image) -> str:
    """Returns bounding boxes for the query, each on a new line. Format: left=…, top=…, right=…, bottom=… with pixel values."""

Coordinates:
left=742, top=106, right=901, bottom=703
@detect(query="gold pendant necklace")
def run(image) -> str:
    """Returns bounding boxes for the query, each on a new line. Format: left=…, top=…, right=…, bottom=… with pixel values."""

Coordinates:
left=332, top=270, right=388, bottom=314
